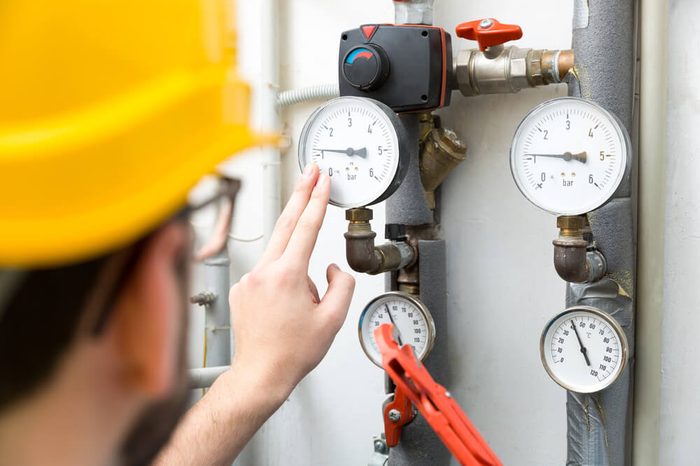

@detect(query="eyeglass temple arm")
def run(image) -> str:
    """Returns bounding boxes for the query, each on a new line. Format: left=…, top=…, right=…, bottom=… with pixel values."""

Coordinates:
left=194, top=179, right=240, bottom=262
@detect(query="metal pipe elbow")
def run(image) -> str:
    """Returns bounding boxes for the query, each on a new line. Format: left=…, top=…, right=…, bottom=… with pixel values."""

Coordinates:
left=344, top=208, right=416, bottom=275
left=553, top=239, right=606, bottom=284
left=345, top=229, right=383, bottom=274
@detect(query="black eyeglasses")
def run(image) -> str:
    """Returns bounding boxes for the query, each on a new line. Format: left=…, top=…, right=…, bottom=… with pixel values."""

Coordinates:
left=91, top=176, right=242, bottom=334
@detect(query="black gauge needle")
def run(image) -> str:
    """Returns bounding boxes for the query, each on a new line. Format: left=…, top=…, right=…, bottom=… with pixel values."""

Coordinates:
left=570, top=320, right=591, bottom=367
left=385, top=304, right=403, bottom=346
left=316, top=147, right=368, bottom=158
left=525, top=151, right=587, bottom=163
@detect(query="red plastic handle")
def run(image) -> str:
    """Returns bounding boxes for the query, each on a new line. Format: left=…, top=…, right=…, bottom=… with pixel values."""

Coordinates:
left=383, top=386, right=415, bottom=447
left=456, top=18, right=522, bottom=51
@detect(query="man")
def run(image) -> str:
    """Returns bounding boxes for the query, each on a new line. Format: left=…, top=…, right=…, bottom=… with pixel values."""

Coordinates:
left=0, top=1, right=355, bottom=465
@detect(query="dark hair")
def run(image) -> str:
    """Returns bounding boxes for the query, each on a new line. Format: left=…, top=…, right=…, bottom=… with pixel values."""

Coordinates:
left=0, top=255, right=113, bottom=412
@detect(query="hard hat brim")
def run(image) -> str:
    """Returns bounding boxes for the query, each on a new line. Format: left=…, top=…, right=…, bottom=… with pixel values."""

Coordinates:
left=0, top=128, right=277, bottom=268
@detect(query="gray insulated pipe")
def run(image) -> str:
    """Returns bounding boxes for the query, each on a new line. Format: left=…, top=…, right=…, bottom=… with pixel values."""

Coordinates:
left=566, top=1, right=637, bottom=465
left=385, top=116, right=450, bottom=466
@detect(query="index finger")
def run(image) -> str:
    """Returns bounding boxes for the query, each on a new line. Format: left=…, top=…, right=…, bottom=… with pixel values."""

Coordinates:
left=281, top=172, right=331, bottom=266
left=258, top=164, right=319, bottom=267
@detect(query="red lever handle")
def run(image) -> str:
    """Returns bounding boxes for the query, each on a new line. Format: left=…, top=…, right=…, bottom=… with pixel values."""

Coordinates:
left=383, top=386, right=415, bottom=447
left=456, top=18, right=523, bottom=51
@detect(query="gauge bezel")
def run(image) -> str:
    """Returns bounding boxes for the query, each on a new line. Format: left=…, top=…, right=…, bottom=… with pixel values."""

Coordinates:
left=510, top=97, right=632, bottom=216
left=297, top=96, right=410, bottom=208
left=540, top=305, right=629, bottom=393
left=358, top=291, right=436, bottom=368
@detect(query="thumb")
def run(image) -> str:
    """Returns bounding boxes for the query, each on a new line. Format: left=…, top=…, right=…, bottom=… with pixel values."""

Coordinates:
left=319, top=264, right=355, bottom=331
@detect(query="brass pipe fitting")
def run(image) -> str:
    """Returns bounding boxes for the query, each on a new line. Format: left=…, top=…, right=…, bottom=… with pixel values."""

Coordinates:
left=420, top=127, right=467, bottom=209
left=344, top=208, right=416, bottom=275
left=553, top=215, right=606, bottom=283
left=454, top=47, right=575, bottom=96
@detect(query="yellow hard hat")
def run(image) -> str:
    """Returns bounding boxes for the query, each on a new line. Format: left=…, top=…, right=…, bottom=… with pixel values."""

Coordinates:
left=0, top=0, right=273, bottom=267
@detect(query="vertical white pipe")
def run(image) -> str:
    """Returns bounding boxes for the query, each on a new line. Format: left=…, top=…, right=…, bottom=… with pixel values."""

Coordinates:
left=259, top=0, right=282, bottom=241
left=658, top=0, right=700, bottom=463
left=633, top=0, right=668, bottom=463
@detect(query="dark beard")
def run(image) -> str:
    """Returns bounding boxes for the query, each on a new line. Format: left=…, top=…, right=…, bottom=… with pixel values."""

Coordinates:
left=118, top=377, right=190, bottom=466
left=118, top=246, right=192, bottom=466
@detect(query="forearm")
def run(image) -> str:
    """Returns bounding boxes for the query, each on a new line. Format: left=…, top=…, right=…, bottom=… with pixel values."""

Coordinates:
left=153, top=363, right=290, bottom=466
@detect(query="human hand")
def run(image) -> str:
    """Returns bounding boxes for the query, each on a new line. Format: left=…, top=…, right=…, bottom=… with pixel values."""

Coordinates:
left=228, top=164, right=355, bottom=399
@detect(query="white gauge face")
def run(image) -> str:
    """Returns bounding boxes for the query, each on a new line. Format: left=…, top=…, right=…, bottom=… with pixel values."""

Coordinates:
left=511, top=97, right=630, bottom=215
left=298, top=97, right=404, bottom=208
left=359, top=292, right=435, bottom=368
left=541, top=306, right=628, bottom=393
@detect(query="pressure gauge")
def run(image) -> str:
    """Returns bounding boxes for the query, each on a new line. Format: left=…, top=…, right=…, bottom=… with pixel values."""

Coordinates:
left=540, top=306, right=629, bottom=393
left=510, top=97, right=631, bottom=215
left=359, top=292, right=436, bottom=368
left=298, top=96, right=409, bottom=208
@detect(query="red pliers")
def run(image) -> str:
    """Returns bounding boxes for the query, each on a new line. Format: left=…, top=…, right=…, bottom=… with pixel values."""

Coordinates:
left=375, top=323, right=502, bottom=466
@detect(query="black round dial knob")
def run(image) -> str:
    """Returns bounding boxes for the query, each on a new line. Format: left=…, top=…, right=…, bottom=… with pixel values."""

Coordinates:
left=342, top=44, right=390, bottom=91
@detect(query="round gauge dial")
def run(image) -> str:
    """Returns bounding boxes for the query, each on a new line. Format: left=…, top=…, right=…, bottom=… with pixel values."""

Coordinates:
left=359, top=292, right=435, bottom=368
left=298, top=97, right=408, bottom=208
left=510, top=97, right=630, bottom=215
left=541, top=306, right=629, bottom=393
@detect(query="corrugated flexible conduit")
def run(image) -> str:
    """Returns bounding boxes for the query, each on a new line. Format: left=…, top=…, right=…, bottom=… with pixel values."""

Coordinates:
left=277, top=83, right=339, bottom=107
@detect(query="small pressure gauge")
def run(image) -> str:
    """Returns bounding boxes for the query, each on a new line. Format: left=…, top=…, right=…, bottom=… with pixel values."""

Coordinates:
left=510, top=97, right=631, bottom=215
left=359, top=292, right=436, bottom=368
left=540, top=306, right=629, bottom=393
left=298, top=97, right=409, bottom=208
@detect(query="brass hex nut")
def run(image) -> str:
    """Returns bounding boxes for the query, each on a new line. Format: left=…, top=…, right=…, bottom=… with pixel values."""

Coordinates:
left=557, top=215, right=586, bottom=232
left=346, top=207, right=373, bottom=222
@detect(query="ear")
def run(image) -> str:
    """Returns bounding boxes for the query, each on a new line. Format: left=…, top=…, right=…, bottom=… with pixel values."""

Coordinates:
left=113, top=222, right=189, bottom=399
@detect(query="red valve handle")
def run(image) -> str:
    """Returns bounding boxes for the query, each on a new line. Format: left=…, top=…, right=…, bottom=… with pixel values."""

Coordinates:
left=455, top=18, right=523, bottom=51
left=383, top=386, right=415, bottom=447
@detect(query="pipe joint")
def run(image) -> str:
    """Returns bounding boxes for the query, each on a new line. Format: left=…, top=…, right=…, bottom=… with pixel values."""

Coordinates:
left=553, top=215, right=607, bottom=283
left=454, top=47, right=575, bottom=96
left=345, top=208, right=416, bottom=275
left=420, top=125, right=467, bottom=209
left=393, top=0, right=435, bottom=25
left=190, top=291, right=217, bottom=306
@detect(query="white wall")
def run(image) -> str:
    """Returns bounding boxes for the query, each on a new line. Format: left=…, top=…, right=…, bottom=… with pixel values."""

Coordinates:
left=208, top=1, right=576, bottom=465
left=658, top=0, right=700, bottom=464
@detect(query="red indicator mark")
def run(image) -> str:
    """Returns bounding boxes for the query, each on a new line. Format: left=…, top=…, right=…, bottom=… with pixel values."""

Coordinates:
left=361, top=24, right=378, bottom=40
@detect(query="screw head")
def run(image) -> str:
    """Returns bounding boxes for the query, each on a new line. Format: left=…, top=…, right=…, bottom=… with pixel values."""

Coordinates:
left=388, top=409, right=402, bottom=423
left=480, top=18, right=493, bottom=29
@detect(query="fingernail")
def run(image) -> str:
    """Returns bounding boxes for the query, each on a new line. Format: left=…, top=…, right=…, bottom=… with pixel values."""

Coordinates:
left=319, top=173, right=329, bottom=184
left=329, top=263, right=339, bottom=271
left=304, top=163, right=316, bottom=177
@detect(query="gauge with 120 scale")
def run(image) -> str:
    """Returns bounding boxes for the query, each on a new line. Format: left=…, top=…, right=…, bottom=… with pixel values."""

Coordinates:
left=359, top=292, right=435, bottom=368
left=510, top=97, right=631, bottom=215
left=298, top=96, right=409, bottom=208
left=541, top=306, right=628, bottom=393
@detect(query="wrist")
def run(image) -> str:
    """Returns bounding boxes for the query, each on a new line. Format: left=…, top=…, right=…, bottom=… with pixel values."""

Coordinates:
left=216, top=359, right=293, bottom=410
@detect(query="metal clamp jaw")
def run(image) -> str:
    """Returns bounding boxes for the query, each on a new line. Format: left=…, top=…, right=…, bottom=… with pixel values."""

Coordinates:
left=374, top=324, right=502, bottom=466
